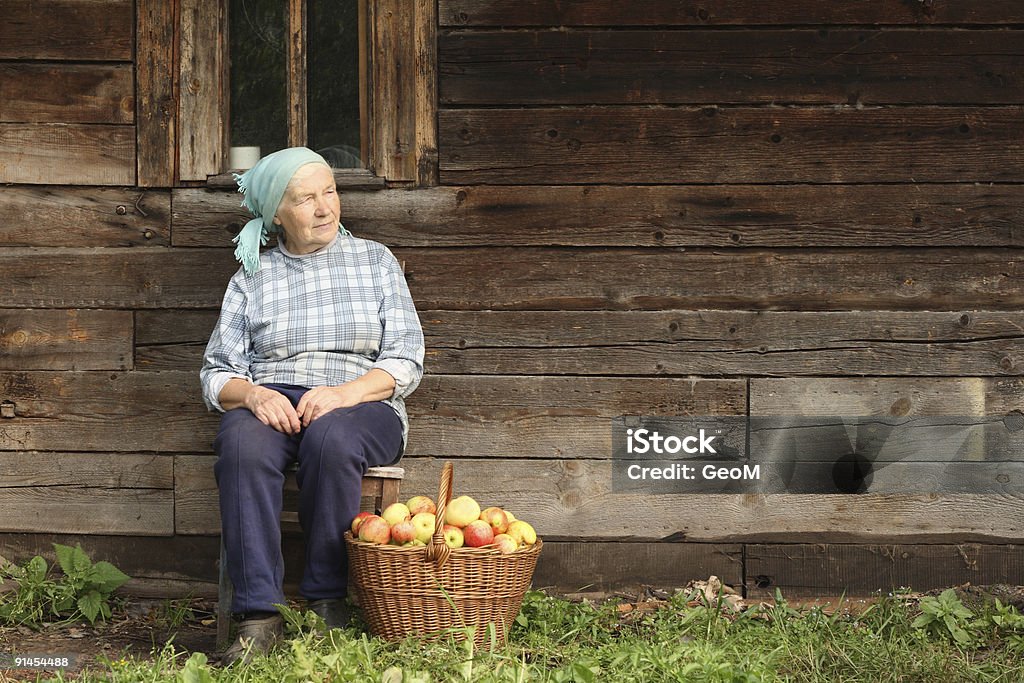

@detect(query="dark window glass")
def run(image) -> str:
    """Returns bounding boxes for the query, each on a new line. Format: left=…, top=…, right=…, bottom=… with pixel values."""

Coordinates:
left=229, top=0, right=288, bottom=155
left=307, top=0, right=362, bottom=168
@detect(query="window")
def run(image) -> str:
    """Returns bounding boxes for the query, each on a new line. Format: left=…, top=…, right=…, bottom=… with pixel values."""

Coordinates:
left=139, top=0, right=434, bottom=186
left=230, top=0, right=362, bottom=168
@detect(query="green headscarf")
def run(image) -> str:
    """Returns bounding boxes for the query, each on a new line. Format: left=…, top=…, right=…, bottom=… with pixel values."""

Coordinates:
left=232, top=146, right=349, bottom=275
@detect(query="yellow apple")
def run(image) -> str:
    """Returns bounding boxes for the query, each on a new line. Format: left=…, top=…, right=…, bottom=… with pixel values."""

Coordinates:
left=445, top=495, right=481, bottom=528
left=381, top=502, right=411, bottom=527
left=506, top=520, right=537, bottom=546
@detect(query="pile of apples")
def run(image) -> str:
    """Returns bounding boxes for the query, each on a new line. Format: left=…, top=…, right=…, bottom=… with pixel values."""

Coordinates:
left=351, top=494, right=538, bottom=554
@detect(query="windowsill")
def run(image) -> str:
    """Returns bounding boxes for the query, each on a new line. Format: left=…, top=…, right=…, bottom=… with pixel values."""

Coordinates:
left=206, top=167, right=387, bottom=191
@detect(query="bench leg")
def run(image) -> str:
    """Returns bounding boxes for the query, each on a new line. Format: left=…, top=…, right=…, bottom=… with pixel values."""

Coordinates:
left=381, top=479, right=401, bottom=510
left=216, top=537, right=233, bottom=650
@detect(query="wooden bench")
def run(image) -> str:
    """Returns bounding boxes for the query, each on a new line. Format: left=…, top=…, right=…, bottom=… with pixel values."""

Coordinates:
left=216, top=465, right=404, bottom=648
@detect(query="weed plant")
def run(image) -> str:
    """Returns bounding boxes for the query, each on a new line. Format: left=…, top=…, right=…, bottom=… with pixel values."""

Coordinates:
left=30, top=587, right=1024, bottom=682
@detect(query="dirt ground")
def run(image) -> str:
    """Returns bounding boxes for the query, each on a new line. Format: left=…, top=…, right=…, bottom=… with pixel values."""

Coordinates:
left=0, top=598, right=221, bottom=682
left=2, top=584, right=1022, bottom=681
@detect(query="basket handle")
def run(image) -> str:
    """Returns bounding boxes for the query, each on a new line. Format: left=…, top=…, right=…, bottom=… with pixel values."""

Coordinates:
left=424, top=461, right=454, bottom=569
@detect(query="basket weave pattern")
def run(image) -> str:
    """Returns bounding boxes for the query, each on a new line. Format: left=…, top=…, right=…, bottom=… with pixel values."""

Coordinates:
left=345, top=462, right=541, bottom=647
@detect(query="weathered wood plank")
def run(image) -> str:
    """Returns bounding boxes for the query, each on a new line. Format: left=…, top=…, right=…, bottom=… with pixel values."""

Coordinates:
left=174, top=455, right=216, bottom=535
left=746, top=544, right=1024, bottom=598
left=406, top=376, right=746, bottom=458
left=0, top=64, right=134, bottom=124
left=0, top=248, right=237, bottom=309
left=0, top=309, right=132, bottom=370
left=750, top=377, right=1021, bottom=417
left=135, top=310, right=216, bottom=370
left=170, top=184, right=1024, bottom=248
left=0, top=0, right=132, bottom=60
left=4, top=246, right=1018, bottom=311
left=0, top=186, right=169, bottom=247
left=440, top=107, right=1024, bottom=184
left=0, top=452, right=172, bottom=488
left=0, top=124, right=134, bottom=185
left=135, top=310, right=218, bottom=346
left=132, top=309, right=1024, bottom=377
left=532, top=542, right=743, bottom=593
left=0, top=487, right=172, bottom=535
left=750, top=377, right=1024, bottom=466
left=399, top=248, right=1024, bottom=312
left=370, top=0, right=417, bottom=181
left=285, top=0, right=307, bottom=148
left=0, top=371, right=216, bottom=453
left=439, top=0, right=1024, bottom=27
left=179, top=0, right=228, bottom=180
left=0, top=372, right=741, bottom=455
left=176, top=455, right=1024, bottom=541
left=414, top=0, right=439, bottom=185
left=423, top=310, right=1024, bottom=377
left=136, top=0, right=177, bottom=187
left=441, top=30, right=1024, bottom=106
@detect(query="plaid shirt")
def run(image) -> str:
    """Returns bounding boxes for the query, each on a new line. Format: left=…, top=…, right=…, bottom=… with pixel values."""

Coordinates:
left=200, top=233, right=424, bottom=448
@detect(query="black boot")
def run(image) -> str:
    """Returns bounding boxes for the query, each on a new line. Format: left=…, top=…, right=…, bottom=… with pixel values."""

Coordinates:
left=220, top=613, right=284, bottom=666
left=307, top=598, right=355, bottom=629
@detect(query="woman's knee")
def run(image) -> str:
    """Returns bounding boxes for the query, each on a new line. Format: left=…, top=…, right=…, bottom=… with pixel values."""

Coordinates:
left=214, top=409, right=291, bottom=473
left=300, top=404, right=401, bottom=469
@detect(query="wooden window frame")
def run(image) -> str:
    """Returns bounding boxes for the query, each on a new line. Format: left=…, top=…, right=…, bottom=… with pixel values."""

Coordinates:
left=145, top=0, right=437, bottom=188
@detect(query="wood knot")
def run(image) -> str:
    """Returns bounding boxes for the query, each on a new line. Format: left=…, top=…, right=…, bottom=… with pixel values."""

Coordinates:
left=890, top=397, right=912, bottom=417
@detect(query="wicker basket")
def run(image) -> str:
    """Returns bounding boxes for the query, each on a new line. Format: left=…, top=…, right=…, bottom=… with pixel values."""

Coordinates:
left=345, top=461, right=542, bottom=647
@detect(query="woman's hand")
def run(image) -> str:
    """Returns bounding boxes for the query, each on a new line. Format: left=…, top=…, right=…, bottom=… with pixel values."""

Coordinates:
left=295, top=384, right=363, bottom=427
left=295, top=369, right=397, bottom=427
left=244, top=384, right=302, bottom=435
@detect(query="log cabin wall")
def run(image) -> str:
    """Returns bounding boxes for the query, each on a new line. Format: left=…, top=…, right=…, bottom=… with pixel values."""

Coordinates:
left=1, top=0, right=1022, bottom=598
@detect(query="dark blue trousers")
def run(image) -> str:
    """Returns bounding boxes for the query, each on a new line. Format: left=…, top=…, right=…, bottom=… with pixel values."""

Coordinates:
left=213, top=384, right=403, bottom=614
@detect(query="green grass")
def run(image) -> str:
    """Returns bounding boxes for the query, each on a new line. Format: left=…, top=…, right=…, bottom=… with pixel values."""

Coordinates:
left=39, top=588, right=1024, bottom=682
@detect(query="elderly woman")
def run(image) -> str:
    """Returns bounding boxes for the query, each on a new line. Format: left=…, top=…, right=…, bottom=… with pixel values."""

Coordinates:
left=200, top=147, right=424, bottom=665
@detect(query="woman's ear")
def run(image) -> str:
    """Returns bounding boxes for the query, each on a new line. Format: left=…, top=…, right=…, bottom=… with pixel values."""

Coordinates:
left=272, top=215, right=282, bottom=226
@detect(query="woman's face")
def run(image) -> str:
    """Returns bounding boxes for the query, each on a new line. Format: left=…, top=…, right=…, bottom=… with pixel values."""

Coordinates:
left=273, top=163, right=341, bottom=255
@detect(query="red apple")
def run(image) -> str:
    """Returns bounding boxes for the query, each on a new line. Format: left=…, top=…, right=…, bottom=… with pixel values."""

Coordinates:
left=463, top=519, right=495, bottom=548
left=390, top=519, right=417, bottom=545
left=480, top=507, right=509, bottom=535
left=350, top=511, right=374, bottom=535
left=493, top=534, right=518, bottom=554
left=357, top=515, right=391, bottom=545
left=445, top=496, right=481, bottom=528
left=442, top=524, right=464, bottom=549
left=406, top=495, right=436, bottom=516
left=411, top=512, right=436, bottom=544
left=381, top=502, right=411, bottom=527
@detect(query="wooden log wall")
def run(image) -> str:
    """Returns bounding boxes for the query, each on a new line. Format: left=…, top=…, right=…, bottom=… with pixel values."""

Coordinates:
left=1, top=0, right=1023, bottom=598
